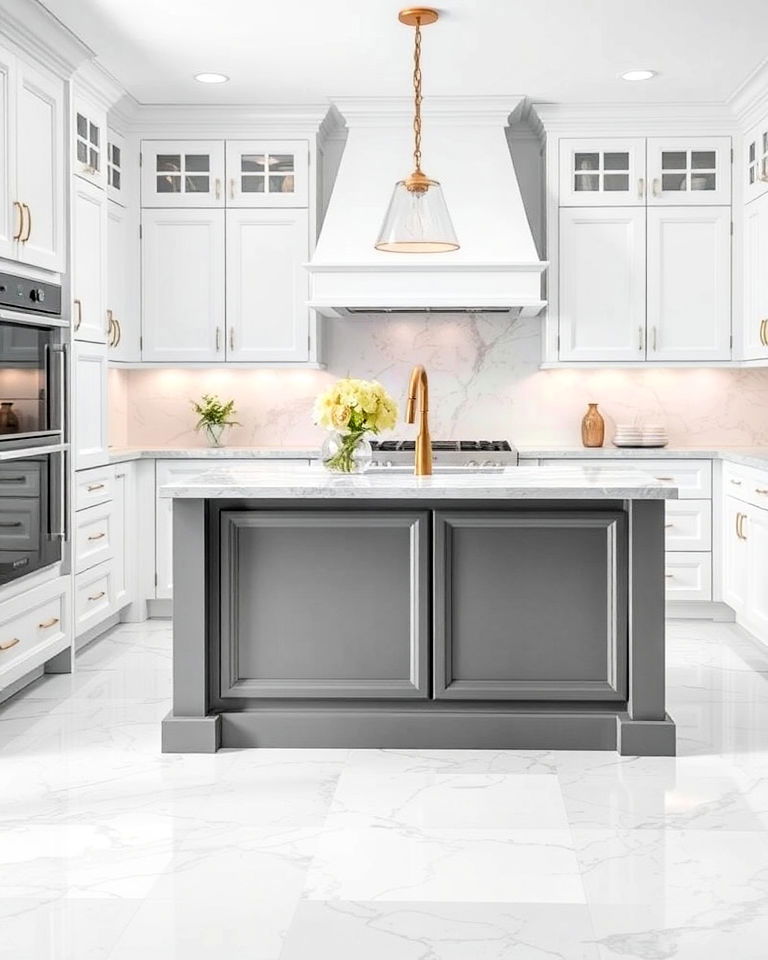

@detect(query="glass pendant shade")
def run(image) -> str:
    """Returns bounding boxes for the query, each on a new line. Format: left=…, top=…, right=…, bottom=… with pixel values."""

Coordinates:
left=375, top=177, right=459, bottom=253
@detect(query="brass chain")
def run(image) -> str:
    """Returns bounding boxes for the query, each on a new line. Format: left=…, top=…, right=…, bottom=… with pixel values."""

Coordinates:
left=412, top=17, right=423, bottom=174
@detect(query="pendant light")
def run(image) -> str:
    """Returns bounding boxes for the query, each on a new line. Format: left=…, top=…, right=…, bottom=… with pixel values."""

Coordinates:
left=375, top=7, right=459, bottom=253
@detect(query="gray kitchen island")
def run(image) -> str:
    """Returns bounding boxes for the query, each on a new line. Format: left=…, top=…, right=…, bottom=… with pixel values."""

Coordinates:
left=160, top=464, right=678, bottom=756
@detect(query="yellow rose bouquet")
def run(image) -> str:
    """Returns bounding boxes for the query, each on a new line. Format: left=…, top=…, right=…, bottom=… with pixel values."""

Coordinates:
left=313, top=377, right=398, bottom=473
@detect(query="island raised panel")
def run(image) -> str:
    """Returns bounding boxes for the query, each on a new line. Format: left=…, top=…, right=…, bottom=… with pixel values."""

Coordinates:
left=219, top=510, right=430, bottom=699
left=433, top=511, right=627, bottom=700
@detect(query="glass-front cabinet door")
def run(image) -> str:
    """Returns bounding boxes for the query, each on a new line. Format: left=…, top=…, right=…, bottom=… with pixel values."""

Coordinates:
left=140, top=140, right=225, bottom=207
left=73, top=98, right=107, bottom=189
left=646, top=137, right=731, bottom=205
left=558, top=138, right=645, bottom=206
left=106, top=130, right=125, bottom=206
left=225, top=141, right=308, bottom=207
left=744, top=119, right=768, bottom=204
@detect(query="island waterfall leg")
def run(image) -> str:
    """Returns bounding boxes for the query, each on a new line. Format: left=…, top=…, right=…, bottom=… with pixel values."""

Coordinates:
left=161, top=499, right=221, bottom=752
left=617, top=499, right=676, bottom=756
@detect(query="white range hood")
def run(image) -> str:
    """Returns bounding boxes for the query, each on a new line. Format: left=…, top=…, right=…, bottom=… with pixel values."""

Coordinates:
left=307, top=96, right=547, bottom=318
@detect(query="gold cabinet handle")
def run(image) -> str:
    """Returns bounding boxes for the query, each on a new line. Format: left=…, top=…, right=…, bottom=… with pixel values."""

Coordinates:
left=38, top=617, right=59, bottom=630
left=0, top=637, right=20, bottom=651
left=73, top=299, right=83, bottom=331
left=730, top=478, right=742, bottom=485
left=655, top=476, right=675, bottom=481
left=665, top=573, right=675, bottom=578
left=12, top=201, right=23, bottom=240
left=106, top=308, right=115, bottom=345
left=87, top=531, right=106, bottom=541
left=761, top=319, right=768, bottom=347
left=737, top=512, right=748, bottom=540
left=664, top=522, right=674, bottom=528
left=88, top=590, right=106, bottom=602
left=215, top=178, right=221, bottom=200
left=229, top=178, right=235, bottom=200
left=637, top=178, right=645, bottom=198
left=21, top=203, right=31, bottom=242
left=114, top=317, right=122, bottom=347
left=756, top=488, right=768, bottom=495
left=652, top=177, right=661, bottom=197
left=87, top=482, right=105, bottom=491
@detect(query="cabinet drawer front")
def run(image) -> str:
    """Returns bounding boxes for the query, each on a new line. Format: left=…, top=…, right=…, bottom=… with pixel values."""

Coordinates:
left=722, top=462, right=768, bottom=510
left=75, top=502, right=114, bottom=573
left=0, top=498, right=40, bottom=551
left=0, top=462, right=41, bottom=497
left=75, top=561, right=114, bottom=636
left=665, top=552, right=712, bottom=601
left=0, top=577, right=69, bottom=681
left=75, top=466, right=114, bottom=510
left=539, top=459, right=711, bottom=498
left=664, top=500, right=711, bottom=551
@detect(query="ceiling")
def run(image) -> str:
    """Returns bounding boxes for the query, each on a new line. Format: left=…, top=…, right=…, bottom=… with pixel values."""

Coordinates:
left=40, top=0, right=768, bottom=106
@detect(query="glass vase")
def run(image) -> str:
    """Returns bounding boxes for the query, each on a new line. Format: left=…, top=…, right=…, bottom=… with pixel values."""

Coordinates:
left=321, top=431, right=372, bottom=474
left=204, top=423, right=226, bottom=447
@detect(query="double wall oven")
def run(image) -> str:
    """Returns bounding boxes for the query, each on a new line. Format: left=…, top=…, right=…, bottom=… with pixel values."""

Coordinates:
left=0, top=272, right=67, bottom=587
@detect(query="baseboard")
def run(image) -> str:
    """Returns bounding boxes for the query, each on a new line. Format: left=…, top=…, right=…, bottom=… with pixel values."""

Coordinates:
left=666, top=601, right=735, bottom=621
left=0, top=666, right=44, bottom=705
left=75, top=612, right=121, bottom=652
left=147, top=598, right=172, bottom=619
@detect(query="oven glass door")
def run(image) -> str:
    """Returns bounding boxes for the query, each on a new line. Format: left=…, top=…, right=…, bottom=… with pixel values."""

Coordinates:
left=0, top=448, right=64, bottom=586
left=0, top=320, right=62, bottom=441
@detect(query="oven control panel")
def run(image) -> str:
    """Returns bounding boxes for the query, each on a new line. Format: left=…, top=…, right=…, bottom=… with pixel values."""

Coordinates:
left=0, top=272, right=62, bottom=316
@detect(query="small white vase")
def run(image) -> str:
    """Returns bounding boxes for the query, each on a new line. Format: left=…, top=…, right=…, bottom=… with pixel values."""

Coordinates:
left=321, top=431, right=372, bottom=473
left=204, top=423, right=226, bottom=447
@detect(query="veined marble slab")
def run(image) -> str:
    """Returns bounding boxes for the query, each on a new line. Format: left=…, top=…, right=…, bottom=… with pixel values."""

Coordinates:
left=107, top=446, right=317, bottom=464
left=159, top=464, right=679, bottom=500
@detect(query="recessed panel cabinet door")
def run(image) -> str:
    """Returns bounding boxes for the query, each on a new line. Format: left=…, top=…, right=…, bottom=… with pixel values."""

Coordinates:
left=559, top=207, right=646, bottom=362
left=141, top=140, right=224, bottom=207
left=218, top=511, right=430, bottom=700
left=226, top=209, right=309, bottom=362
left=141, top=209, right=225, bottom=362
left=107, top=200, right=140, bottom=361
left=744, top=506, right=768, bottom=644
left=646, top=207, right=731, bottom=361
left=0, top=42, right=16, bottom=262
left=73, top=179, right=108, bottom=343
left=743, top=193, right=768, bottom=360
left=73, top=342, right=108, bottom=470
left=722, top=496, right=748, bottom=617
left=433, top=511, right=627, bottom=700
left=15, top=57, right=65, bottom=272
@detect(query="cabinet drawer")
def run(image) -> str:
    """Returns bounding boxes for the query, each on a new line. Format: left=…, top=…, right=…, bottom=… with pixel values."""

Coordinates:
left=75, top=560, right=114, bottom=636
left=75, top=501, right=114, bottom=573
left=0, top=498, right=40, bottom=551
left=664, top=499, right=711, bottom=551
left=722, top=461, right=768, bottom=511
left=539, top=458, right=712, bottom=498
left=0, top=577, right=69, bottom=685
left=75, top=466, right=114, bottom=511
left=665, top=552, right=712, bottom=601
left=0, top=461, right=41, bottom=497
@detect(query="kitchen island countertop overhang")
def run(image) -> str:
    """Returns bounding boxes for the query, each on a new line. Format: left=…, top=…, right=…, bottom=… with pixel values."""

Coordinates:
left=161, top=464, right=678, bottom=758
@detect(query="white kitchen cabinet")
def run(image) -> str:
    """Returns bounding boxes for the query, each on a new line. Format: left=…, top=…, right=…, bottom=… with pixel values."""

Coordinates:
left=664, top=552, right=712, bottom=602
left=0, top=43, right=15, bottom=262
left=226, top=208, right=309, bottom=362
left=225, top=140, right=308, bottom=207
left=73, top=96, right=106, bottom=189
left=558, top=138, right=645, bottom=206
left=141, top=140, right=224, bottom=207
left=646, top=137, right=731, bottom=206
left=723, top=495, right=749, bottom=617
left=646, top=206, right=731, bottom=361
left=74, top=501, right=113, bottom=573
left=107, top=199, right=140, bottom=360
left=141, top=208, right=225, bottom=362
left=744, top=117, right=768, bottom=204
left=558, top=207, right=646, bottom=361
left=106, top=129, right=125, bottom=205
left=745, top=506, right=768, bottom=641
left=75, top=560, right=114, bottom=638
left=73, top=342, right=108, bottom=470
left=112, top=464, right=135, bottom=610
left=73, top=178, right=108, bottom=343
left=743, top=192, right=768, bottom=360
left=0, top=576, right=70, bottom=692
left=14, top=56, right=65, bottom=272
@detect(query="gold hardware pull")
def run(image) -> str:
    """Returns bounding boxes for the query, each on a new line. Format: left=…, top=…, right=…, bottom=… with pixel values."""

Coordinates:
left=87, top=532, right=106, bottom=541
left=229, top=178, right=235, bottom=200
left=638, top=325, right=644, bottom=351
left=87, top=483, right=105, bottom=491
left=651, top=325, right=657, bottom=352
left=730, top=478, right=742, bottom=485
left=38, top=617, right=59, bottom=630
left=88, top=590, right=106, bottom=602
left=760, top=318, right=768, bottom=347
left=112, top=316, right=121, bottom=347
left=652, top=177, right=661, bottom=197
left=0, top=637, right=20, bottom=651
left=756, top=488, right=768, bottom=495
left=106, top=308, right=115, bottom=345
left=12, top=201, right=23, bottom=240
left=664, top=522, right=674, bottom=528
left=665, top=573, right=675, bottom=578
left=20, top=203, right=31, bottom=242
left=737, top=512, right=748, bottom=540
left=74, top=299, right=83, bottom=331
left=655, top=476, right=674, bottom=481
left=216, top=326, right=221, bottom=351
left=637, top=178, right=644, bottom=198
left=215, top=178, right=221, bottom=200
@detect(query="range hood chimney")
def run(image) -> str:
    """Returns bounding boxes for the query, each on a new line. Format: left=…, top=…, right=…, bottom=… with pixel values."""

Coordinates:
left=307, top=96, right=547, bottom=318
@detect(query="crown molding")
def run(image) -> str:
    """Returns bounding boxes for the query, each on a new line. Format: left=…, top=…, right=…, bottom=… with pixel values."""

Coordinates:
left=127, top=102, right=329, bottom=138
left=331, top=95, right=526, bottom=128
left=729, top=56, right=768, bottom=131
left=533, top=101, right=737, bottom=135
left=0, top=0, right=92, bottom=77
left=73, top=60, right=127, bottom=111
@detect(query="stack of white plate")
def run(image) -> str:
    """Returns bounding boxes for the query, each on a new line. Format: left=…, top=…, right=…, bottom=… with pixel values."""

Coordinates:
left=612, top=423, right=668, bottom=448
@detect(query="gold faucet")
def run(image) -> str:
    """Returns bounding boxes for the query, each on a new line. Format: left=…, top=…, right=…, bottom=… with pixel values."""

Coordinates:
left=405, top=365, right=432, bottom=476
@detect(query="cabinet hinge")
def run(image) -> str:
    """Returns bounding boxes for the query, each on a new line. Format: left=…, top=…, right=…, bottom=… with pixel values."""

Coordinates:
left=154, top=572, right=158, bottom=586
left=139, top=335, right=143, bottom=350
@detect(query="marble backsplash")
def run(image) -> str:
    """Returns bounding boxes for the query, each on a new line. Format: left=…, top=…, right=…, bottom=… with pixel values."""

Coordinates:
left=109, top=314, right=768, bottom=449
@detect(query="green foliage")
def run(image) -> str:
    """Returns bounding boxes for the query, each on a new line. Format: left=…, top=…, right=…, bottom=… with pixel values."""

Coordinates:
left=191, top=393, right=240, bottom=430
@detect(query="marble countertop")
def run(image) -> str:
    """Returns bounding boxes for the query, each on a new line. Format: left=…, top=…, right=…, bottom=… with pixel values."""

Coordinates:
left=107, top=445, right=317, bottom=464
left=159, top=464, right=679, bottom=501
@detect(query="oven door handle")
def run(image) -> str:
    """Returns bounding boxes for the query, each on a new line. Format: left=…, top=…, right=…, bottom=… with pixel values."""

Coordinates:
left=48, top=342, right=67, bottom=440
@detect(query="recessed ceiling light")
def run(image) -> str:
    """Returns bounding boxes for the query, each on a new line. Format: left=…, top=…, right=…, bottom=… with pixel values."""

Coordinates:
left=620, top=69, right=657, bottom=82
left=194, top=72, right=229, bottom=84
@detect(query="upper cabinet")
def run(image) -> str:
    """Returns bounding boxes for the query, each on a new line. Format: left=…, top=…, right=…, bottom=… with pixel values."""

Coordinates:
left=73, top=96, right=107, bottom=190
left=743, top=191, right=768, bottom=361
left=744, top=118, right=768, bottom=204
left=0, top=41, right=65, bottom=273
left=225, top=141, right=308, bottom=207
left=72, top=178, right=108, bottom=343
left=559, top=136, right=731, bottom=207
left=141, top=140, right=225, bottom=207
left=106, top=129, right=125, bottom=205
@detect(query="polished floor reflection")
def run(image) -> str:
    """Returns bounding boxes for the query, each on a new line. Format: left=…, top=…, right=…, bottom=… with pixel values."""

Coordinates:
left=1, top=619, right=768, bottom=959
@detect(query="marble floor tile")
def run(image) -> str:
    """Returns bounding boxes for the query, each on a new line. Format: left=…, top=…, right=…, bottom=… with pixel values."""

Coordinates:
left=0, top=899, right=139, bottom=960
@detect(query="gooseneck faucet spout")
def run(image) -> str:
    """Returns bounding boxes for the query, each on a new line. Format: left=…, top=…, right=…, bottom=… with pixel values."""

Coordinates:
left=405, top=365, right=432, bottom=476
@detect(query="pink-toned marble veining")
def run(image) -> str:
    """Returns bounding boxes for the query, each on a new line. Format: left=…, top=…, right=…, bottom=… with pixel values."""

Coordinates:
left=115, top=315, right=768, bottom=449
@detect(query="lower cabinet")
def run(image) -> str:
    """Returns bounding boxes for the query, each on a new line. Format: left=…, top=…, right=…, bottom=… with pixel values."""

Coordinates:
left=722, top=462, right=768, bottom=644
left=0, top=576, right=71, bottom=690
left=73, top=342, right=109, bottom=470
left=75, top=560, right=115, bottom=637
